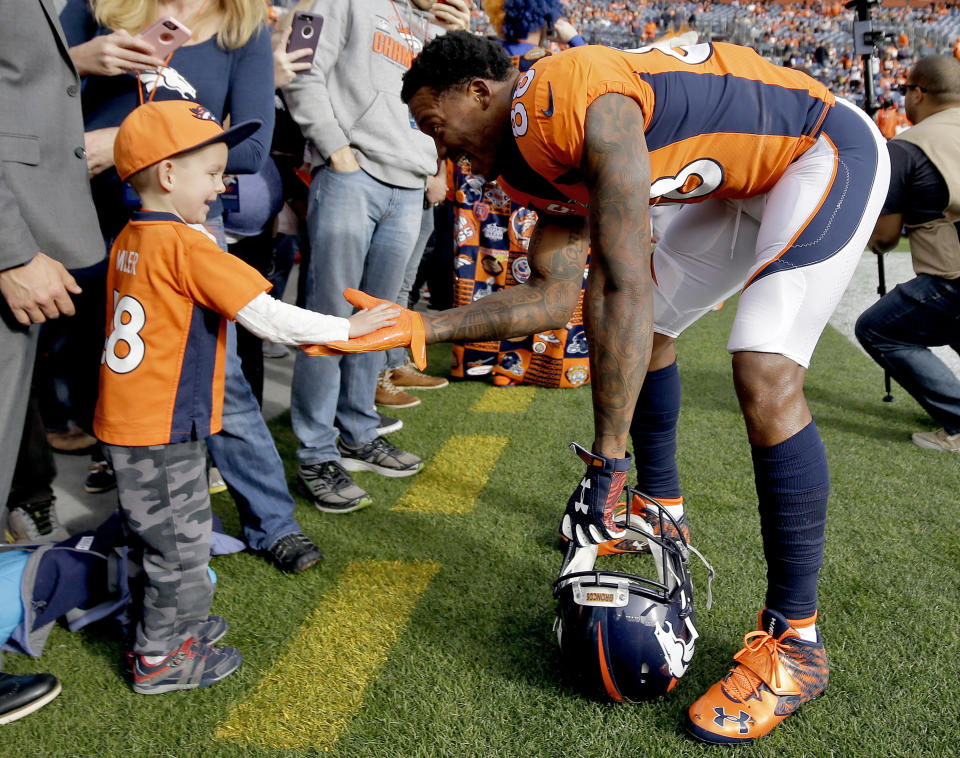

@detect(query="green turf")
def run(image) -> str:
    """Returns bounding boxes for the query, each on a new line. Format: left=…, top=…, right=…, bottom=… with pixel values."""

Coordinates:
left=2, top=301, right=958, bottom=758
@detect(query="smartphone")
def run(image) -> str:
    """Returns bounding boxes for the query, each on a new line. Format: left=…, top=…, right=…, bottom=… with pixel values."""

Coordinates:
left=287, top=11, right=324, bottom=66
left=138, top=16, right=192, bottom=57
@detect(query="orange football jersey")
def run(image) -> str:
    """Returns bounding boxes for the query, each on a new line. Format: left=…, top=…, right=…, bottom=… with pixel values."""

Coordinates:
left=94, top=211, right=270, bottom=446
left=499, top=42, right=835, bottom=216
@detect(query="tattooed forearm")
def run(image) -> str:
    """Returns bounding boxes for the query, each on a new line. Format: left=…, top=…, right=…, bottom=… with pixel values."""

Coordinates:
left=422, top=216, right=589, bottom=343
left=582, top=93, right=653, bottom=457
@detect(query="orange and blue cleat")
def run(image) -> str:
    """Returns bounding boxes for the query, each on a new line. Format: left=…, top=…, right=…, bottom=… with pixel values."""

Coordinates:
left=687, top=608, right=828, bottom=744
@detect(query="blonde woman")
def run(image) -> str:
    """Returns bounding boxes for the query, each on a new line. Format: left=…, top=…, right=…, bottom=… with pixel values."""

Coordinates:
left=60, top=0, right=328, bottom=578
left=61, top=0, right=274, bottom=235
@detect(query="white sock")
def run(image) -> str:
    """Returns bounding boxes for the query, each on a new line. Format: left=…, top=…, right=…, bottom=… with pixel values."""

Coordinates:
left=661, top=503, right=684, bottom=520
left=143, top=654, right=167, bottom=665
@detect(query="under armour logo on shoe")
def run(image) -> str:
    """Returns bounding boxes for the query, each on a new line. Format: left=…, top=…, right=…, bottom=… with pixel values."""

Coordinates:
left=713, top=707, right=752, bottom=733
left=574, top=478, right=591, bottom=514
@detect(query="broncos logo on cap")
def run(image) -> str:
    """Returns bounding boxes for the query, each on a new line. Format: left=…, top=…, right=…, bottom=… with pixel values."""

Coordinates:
left=140, top=66, right=197, bottom=99
left=189, top=105, right=219, bottom=123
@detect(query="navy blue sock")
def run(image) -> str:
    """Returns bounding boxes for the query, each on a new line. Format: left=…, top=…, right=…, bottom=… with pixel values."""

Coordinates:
left=629, top=361, right=681, bottom=499
left=752, top=420, right=829, bottom=619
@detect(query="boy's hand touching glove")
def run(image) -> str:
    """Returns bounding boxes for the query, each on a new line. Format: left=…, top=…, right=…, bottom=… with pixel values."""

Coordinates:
left=300, top=289, right=427, bottom=370
left=560, top=443, right=632, bottom=547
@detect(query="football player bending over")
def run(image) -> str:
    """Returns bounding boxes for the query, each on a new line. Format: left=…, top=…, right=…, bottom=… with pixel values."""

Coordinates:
left=315, top=32, right=890, bottom=743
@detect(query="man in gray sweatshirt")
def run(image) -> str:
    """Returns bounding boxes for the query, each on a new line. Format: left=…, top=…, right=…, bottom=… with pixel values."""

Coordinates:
left=283, top=0, right=469, bottom=511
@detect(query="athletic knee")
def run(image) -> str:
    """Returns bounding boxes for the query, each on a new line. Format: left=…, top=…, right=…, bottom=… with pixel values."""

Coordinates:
left=649, top=335, right=676, bottom=370
left=733, top=353, right=809, bottom=442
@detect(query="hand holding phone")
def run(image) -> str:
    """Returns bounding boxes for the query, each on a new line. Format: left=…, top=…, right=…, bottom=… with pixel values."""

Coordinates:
left=286, top=11, right=324, bottom=68
left=138, top=16, right=192, bottom=58
left=272, top=26, right=313, bottom=88
left=431, top=0, right=472, bottom=32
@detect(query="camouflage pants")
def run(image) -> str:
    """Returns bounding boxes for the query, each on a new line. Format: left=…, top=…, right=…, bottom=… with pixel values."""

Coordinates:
left=104, top=441, right=214, bottom=656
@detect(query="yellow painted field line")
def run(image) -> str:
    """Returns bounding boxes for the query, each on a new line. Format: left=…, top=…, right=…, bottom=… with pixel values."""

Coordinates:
left=392, top=434, right=509, bottom=514
left=214, top=559, right=440, bottom=751
left=471, top=384, right=537, bottom=413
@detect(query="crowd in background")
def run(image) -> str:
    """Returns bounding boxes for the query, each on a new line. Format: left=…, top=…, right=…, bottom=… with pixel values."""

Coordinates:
left=544, top=1, right=960, bottom=126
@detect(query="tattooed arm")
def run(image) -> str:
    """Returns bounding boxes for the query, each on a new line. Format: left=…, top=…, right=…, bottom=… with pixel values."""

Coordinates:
left=421, top=213, right=590, bottom=342
left=420, top=94, right=651, bottom=457
left=581, top=93, right=653, bottom=457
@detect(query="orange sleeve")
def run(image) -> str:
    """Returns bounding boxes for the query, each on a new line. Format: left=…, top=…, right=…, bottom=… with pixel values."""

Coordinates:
left=513, top=50, right=650, bottom=183
left=178, top=231, right=271, bottom=319
left=512, top=63, right=585, bottom=179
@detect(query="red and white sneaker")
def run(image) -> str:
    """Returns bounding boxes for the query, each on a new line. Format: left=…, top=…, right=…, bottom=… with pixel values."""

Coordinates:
left=687, top=608, right=828, bottom=744
left=132, top=637, right=241, bottom=695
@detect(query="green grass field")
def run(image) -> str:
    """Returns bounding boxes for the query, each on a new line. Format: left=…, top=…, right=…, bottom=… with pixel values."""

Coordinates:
left=2, top=299, right=958, bottom=758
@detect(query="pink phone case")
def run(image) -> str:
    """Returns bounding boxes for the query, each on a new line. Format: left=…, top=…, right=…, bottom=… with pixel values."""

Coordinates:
left=138, top=16, right=192, bottom=57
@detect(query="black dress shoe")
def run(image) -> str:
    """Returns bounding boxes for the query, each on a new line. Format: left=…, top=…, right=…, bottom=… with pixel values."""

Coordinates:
left=0, top=673, right=61, bottom=725
left=265, top=532, right=324, bottom=574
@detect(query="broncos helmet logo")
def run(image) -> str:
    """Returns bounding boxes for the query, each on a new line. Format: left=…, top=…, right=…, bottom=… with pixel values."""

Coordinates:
left=472, top=277, right=495, bottom=301
left=140, top=66, right=197, bottom=100
left=653, top=618, right=697, bottom=678
left=567, top=331, right=589, bottom=355
left=499, top=351, right=523, bottom=375
left=509, top=208, right=537, bottom=251
left=459, top=175, right=484, bottom=205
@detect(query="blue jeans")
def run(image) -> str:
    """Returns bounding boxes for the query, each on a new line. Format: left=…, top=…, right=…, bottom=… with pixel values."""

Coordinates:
left=387, top=206, right=435, bottom=371
left=855, top=273, right=960, bottom=434
left=203, top=217, right=303, bottom=552
left=291, top=167, right=423, bottom=464
left=268, top=232, right=299, bottom=301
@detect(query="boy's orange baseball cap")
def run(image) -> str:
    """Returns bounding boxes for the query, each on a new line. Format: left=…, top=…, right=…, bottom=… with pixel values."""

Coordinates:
left=114, top=100, right=261, bottom=181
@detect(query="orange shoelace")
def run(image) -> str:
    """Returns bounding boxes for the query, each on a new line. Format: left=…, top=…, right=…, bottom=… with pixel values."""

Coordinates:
left=724, top=630, right=786, bottom=701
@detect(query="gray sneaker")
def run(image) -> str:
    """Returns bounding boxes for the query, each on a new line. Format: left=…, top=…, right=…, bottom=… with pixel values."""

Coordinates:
left=912, top=428, right=960, bottom=452
left=338, top=436, right=423, bottom=477
left=376, top=412, right=403, bottom=435
left=265, top=532, right=324, bottom=574
left=7, top=499, right=69, bottom=544
left=297, top=461, right=373, bottom=513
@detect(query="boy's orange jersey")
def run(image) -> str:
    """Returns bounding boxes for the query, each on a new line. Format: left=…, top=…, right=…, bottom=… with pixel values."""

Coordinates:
left=94, top=211, right=270, bottom=446
left=498, top=42, right=835, bottom=216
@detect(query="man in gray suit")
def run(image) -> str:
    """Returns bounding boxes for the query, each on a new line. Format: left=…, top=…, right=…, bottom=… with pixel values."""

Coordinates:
left=0, top=0, right=103, bottom=724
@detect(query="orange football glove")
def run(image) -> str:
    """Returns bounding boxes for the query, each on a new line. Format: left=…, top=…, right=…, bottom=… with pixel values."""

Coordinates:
left=300, top=289, right=427, bottom=369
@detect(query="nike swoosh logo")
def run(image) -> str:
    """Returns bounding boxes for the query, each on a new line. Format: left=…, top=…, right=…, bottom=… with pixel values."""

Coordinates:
left=541, top=83, right=554, bottom=117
